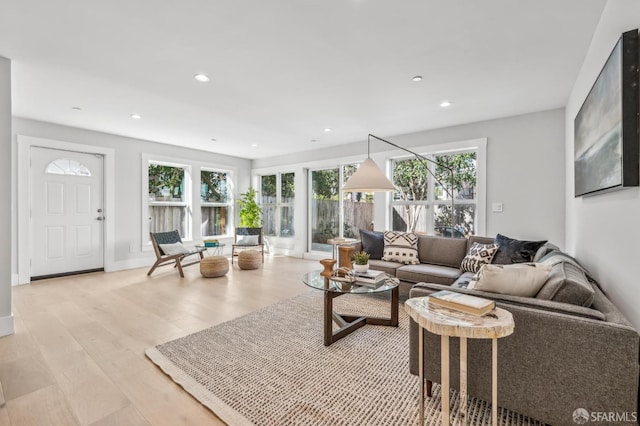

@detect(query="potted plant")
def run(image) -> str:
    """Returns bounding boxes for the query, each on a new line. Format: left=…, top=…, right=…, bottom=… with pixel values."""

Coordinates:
left=237, top=187, right=262, bottom=228
left=352, top=251, right=370, bottom=273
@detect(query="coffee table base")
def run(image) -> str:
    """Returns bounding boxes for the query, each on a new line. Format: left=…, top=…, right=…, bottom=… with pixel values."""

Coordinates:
left=323, top=286, right=399, bottom=346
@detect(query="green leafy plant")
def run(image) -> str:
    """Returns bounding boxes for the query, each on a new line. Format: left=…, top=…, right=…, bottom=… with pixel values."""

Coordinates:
left=353, top=251, right=370, bottom=265
left=237, top=187, right=263, bottom=228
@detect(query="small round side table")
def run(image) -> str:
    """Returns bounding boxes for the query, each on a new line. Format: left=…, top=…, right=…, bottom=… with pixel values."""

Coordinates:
left=405, top=296, right=514, bottom=426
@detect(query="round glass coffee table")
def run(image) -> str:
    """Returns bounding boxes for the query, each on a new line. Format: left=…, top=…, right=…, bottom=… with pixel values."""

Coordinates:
left=302, top=270, right=399, bottom=346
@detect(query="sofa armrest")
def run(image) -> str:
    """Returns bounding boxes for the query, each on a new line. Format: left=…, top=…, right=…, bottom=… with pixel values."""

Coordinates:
left=410, top=282, right=608, bottom=322
left=408, top=284, right=640, bottom=425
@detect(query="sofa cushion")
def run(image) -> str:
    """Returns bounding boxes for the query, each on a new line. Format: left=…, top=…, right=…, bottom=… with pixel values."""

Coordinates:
left=359, top=229, right=384, bottom=260
left=469, top=263, right=552, bottom=297
left=382, top=231, right=419, bottom=265
left=368, top=259, right=403, bottom=276
left=492, top=233, right=547, bottom=264
left=460, top=242, right=500, bottom=273
left=396, top=264, right=461, bottom=285
left=536, top=261, right=595, bottom=307
left=417, top=236, right=467, bottom=268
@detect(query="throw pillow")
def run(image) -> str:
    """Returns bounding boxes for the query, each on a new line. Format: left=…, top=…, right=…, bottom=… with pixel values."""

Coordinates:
left=237, top=235, right=259, bottom=246
left=460, top=242, right=500, bottom=273
left=536, top=261, right=595, bottom=307
left=381, top=231, right=419, bottom=265
left=359, top=229, right=384, bottom=260
left=469, top=263, right=552, bottom=297
left=492, top=234, right=547, bottom=265
left=159, top=242, right=190, bottom=256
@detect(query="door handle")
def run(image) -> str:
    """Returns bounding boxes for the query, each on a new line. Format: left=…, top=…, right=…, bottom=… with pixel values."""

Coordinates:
left=96, top=217, right=105, bottom=221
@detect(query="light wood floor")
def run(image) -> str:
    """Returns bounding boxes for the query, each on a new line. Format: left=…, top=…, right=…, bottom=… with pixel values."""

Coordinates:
left=0, top=254, right=319, bottom=425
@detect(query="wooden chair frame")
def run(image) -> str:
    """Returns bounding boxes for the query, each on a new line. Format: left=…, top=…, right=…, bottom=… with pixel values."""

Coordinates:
left=231, top=227, right=265, bottom=265
left=147, top=230, right=205, bottom=277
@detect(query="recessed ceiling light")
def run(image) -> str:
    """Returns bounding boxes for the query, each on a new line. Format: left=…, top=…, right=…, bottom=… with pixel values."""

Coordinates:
left=210, top=138, right=217, bottom=142
left=71, top=106, right=82, bottom=111
left=412, top=76, right=423, bottom=82
left=324, top=128, right=332, bottom=132
left=251, top=143, right=258, bottom=147
left=310, top=139, right=317, bottom=143
left=194, top=73, right=210, bottom=82
left=439, top=101, right=452, bottom=107
left=131, top=114, right=142, bottom=119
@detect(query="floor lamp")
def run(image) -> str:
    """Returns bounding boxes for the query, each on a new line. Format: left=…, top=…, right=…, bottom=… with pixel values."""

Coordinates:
left=342, top=134, right=456, bottom=237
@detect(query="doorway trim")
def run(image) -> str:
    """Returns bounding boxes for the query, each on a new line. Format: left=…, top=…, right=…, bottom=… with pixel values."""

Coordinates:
left=18, top=135, right=115, bottom=285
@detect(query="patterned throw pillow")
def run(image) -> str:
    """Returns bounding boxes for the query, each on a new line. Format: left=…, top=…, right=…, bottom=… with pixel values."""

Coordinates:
left=460, top=242, right=500, bottom=273
left=381, top=231, right=419, bottom=265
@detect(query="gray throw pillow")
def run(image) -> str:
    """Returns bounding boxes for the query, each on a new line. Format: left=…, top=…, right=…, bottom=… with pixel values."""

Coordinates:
left=492, top=233, right=547, bottom=265
left=159, top=242, right=190, bottom=255
left=469, top=263, right=552, bottom=297
left=360, top=229, right=384, bottom=260
left=536, top=261, right=595, bottom=307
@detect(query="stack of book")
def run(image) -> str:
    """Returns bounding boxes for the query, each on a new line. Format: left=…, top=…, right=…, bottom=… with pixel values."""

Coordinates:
left=428, top=290, right=495, bottom=316
left=354, top=270, right=386, bottom=287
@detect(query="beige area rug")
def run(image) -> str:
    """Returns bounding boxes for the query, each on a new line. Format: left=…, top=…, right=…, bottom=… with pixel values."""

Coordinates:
left=146, top=291, right=543, bottom=426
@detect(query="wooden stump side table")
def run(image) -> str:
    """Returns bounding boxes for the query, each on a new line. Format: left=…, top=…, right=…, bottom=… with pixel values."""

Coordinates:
left=405, top=296, right=514, bottom=426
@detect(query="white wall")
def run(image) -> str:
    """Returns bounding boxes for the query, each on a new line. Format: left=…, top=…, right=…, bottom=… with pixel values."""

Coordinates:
left=12, top=118, right=251, bottom=275
left=254, top=108, right=566, bottom=249
left=565, top=0, right=640, bottom=330
left=0, top=57, right=14, bottom=336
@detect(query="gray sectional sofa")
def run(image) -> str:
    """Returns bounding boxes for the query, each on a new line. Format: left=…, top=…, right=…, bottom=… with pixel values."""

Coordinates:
left=355, top=234, right=639, bottom=426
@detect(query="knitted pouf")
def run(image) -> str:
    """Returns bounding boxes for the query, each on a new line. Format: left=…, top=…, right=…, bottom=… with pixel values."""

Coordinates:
left=238, top=250, right=262, bottom=270
left=200, top=256, right=229, bottom=278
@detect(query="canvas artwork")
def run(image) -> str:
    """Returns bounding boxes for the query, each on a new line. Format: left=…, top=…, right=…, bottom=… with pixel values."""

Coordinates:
left=574, top=39, right=623, bottom=196
left=574, top=29, right=639, bottom=197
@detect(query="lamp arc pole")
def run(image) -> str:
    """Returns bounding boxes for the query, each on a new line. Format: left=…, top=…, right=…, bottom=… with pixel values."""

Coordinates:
left=366, top=134, right=456, bottom=237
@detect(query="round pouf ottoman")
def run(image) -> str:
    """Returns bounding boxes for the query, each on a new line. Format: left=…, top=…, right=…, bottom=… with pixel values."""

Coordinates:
left=238, top=250, right=262, bottom=270
left=200, top=256, right=229, bottom=278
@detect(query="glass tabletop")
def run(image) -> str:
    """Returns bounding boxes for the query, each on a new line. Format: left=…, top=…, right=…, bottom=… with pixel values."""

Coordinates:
left=302, top=270, right=399, bottom=294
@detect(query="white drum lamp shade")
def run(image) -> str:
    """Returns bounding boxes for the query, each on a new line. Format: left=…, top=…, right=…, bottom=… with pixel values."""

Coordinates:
left=342, top=158, right=396, bottom=192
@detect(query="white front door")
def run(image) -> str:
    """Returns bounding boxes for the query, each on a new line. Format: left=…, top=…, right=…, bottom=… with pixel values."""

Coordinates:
left=30, top=147, right=104, bottom=278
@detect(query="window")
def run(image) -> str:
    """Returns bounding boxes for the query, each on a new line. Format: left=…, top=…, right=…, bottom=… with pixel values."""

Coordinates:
left=309, top=164, right=372, bottom=252
left=391, top=151, right=477, bottom=238
left=201, top=169, right=232, bottom=237
left=148, top=162, right=190, bottom=238
left=45, top=159, right=91, bottom=176
left=309, top=168, right=339, bottom=252
left=342, top=164, right=373, bottom=238
left=261, top=172, right=295, bottom=237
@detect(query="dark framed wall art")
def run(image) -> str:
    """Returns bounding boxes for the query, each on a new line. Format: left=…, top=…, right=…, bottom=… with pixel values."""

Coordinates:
left=574, top=29, right=639, bottom=197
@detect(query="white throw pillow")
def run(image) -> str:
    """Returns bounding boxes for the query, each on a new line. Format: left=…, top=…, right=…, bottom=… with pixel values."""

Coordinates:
left=159, top=242, right=190, bottom=256
left=237, top=235, right=259, bottom=246
left=469, top=263, right=552, bottom=297
left=381, top=231, right=419, bottom=265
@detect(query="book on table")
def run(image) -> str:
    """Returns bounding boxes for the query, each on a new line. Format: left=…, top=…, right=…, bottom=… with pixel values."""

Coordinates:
left=428, top=290, right=495, bottom=316
left=354, top=270, right=386, bottom=286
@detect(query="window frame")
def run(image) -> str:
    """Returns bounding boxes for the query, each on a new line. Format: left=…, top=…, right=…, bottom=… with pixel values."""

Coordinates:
left=390, top=148, right=479, bottom=237
left=260, top=172, right=295, bottom=238
left=142, top=155, right=192, bottom=246
left=200, top=167, right=234, bottom=238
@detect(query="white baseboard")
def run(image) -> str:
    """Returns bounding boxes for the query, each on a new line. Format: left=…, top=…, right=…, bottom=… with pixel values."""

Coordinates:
left=11, top=273, right=20, bottom=286
left=0, top=314, right=15, bottom=337
left=107, top=257, right=154, bottom=272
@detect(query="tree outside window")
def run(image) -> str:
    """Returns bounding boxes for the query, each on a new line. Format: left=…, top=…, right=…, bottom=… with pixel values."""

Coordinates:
left=201, top=170, right=231, bottom=237
left=148, top=163, right=188, bottom=237
left=391, top=151, right=477, bottom=237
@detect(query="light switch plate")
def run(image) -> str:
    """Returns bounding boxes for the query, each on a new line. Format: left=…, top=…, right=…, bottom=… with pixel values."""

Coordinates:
left=492, top=202, right=503, bottom=213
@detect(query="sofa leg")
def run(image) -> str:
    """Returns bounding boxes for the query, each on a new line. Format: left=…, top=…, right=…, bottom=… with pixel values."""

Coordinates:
left=426, top=380, right=432, bottom=397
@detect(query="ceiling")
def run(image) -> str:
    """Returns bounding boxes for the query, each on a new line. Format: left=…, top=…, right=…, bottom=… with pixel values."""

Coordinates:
left=0, top=0, right=606, bottom=159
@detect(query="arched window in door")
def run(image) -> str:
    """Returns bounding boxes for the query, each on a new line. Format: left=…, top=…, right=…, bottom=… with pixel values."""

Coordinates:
left=45, top=159, right=92, bottom=176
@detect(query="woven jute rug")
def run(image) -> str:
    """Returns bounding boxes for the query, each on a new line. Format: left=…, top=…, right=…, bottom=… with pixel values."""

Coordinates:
left=146, top=291, right=542, bottom=426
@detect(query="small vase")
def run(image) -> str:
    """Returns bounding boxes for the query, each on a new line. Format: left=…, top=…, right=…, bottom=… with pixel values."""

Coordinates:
left=320, top=258, right=337, bottom=278
left=353, top=263, right=369, bottom=273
